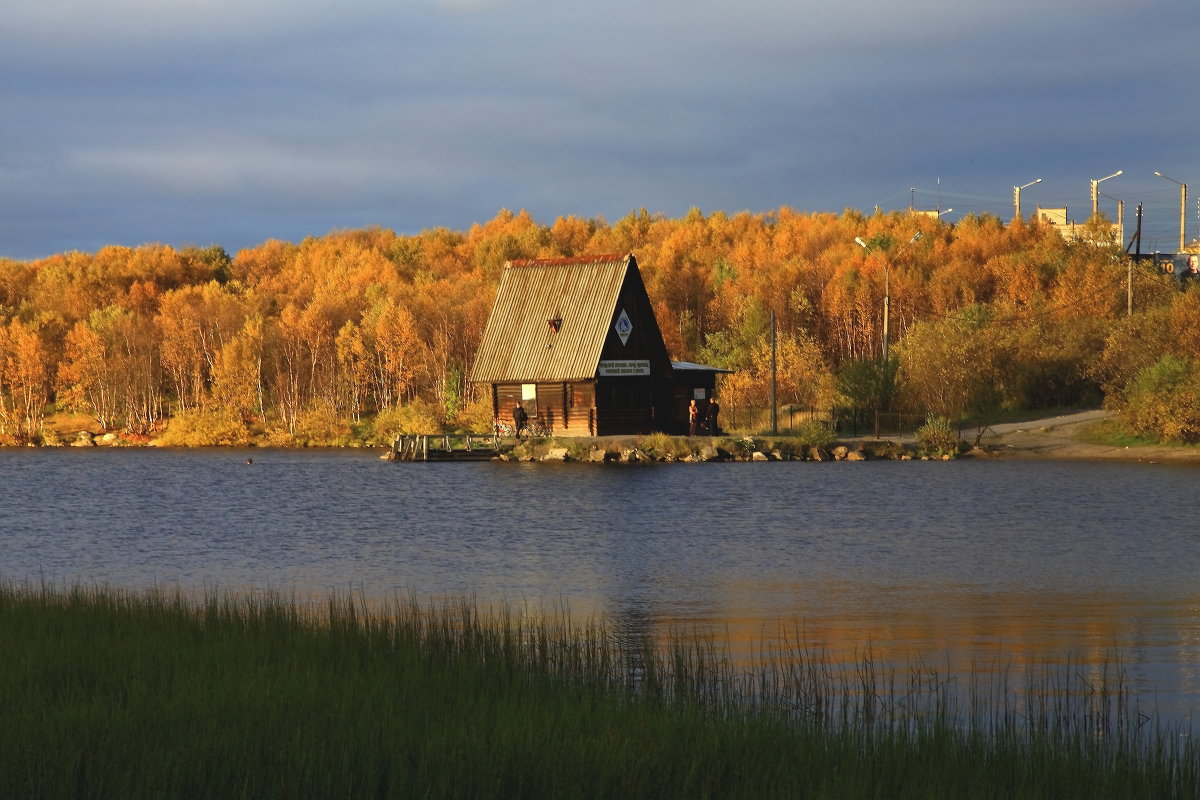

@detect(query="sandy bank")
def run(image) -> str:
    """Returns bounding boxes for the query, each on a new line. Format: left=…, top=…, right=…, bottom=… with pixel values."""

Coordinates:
left=969, top=411, right=1200, bottom=464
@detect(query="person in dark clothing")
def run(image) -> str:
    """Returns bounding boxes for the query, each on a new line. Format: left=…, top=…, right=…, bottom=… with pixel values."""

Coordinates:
left=705, top=399, right=720, bottom=436
left=513, top=402, right=529, bottom=438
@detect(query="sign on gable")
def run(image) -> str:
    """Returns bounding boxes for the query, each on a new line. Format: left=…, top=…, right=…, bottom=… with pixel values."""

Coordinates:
left=614, top=308, right=633, bottom=346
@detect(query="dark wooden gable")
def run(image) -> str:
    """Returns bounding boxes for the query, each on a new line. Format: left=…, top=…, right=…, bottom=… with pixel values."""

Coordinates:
left=594, top=254, right=672, bottom=377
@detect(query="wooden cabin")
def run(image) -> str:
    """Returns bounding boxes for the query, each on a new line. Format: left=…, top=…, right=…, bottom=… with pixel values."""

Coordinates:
left=470, top=253, right=727, bottom=436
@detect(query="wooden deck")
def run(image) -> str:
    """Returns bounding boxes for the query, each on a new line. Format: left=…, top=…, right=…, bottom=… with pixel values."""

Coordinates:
left=383, top=434, right=504, bottom=462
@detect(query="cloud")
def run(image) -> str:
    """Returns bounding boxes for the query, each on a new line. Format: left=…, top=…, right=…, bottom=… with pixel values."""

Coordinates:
left=434, top=0, right=501, bottom=10
left=1, top=0, right=1197, bottom=258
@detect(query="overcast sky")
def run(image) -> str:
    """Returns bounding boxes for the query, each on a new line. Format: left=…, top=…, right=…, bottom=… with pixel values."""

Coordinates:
left=2, top=0, right=1197, bottom=261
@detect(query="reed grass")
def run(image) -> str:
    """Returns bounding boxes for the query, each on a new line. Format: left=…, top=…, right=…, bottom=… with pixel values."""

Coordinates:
left=0, top=582, right=1194, bottom=798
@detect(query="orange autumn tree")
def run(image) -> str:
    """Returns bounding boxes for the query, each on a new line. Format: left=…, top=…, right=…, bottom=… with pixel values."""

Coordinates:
left=57, top=319, right=117, bottom=431
left=3, top=206, right=1172, bottom=441
left=362, top=297, right=419, bottom=410
left=0, top=319, right=49, bottom=440
left=156, top=283, right=249, bottom=413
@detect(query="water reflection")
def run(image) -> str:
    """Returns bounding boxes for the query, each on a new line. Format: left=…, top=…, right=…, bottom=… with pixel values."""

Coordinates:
left=2, top=449, right=1198, bottom=724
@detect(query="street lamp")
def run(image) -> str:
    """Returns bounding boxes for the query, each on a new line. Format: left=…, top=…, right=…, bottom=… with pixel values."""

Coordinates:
left=1013, top=178, right=1042, bottom=222
left=1090, top=170, right=1123, bottom=217
left=1155, top=171, right=1188, bottom=252
left=855, top=231, right=923, bottom=364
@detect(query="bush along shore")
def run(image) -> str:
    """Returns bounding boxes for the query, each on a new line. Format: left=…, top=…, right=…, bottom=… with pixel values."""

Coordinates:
left=493, top=417, right=964, bottom=462
left=495, top=434, right=955, bottom=463
left=26, top=412, right=973, bottom=461
left=1, top=583, right=1195, bottom=798
left=488, top=417, right=965, bottom=463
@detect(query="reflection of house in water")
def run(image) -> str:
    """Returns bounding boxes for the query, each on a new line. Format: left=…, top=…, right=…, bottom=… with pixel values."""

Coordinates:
left=470, top=253, right=729, bottom=436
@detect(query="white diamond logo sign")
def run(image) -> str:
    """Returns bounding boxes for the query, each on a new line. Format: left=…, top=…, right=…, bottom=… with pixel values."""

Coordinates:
left=614, top=308, right=633, bottom=346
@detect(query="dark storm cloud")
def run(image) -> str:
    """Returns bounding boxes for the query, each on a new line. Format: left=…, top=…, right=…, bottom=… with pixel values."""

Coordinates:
left=1, top=0, right=1197, bottom=259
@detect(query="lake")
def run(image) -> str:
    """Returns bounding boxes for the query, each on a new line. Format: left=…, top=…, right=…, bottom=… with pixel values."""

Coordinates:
left=2, top=448, right=1198, bottom=726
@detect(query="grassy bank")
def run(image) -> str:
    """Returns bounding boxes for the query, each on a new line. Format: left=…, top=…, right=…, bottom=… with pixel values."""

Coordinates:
left=1, top=584, right=1195, bottom=798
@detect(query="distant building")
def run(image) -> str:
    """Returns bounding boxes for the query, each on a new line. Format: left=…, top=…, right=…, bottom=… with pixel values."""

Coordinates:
left=1037, top=205, right=1123, bottom=245
left=469, top=253, right=729, bottom=436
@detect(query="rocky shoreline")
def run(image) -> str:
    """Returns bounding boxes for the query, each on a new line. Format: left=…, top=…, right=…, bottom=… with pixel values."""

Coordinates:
left=15, top=412, right=1200, bottom=464
left=493, top=438, right=942, bottom=463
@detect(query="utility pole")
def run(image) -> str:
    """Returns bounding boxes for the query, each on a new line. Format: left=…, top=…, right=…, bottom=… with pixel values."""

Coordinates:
left=1134, top=202, right=1143, bottom=260
left=1128, top=203, right=1142, bottom=317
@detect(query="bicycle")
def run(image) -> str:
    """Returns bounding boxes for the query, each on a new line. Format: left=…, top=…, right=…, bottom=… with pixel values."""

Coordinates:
left=525, top=419, right=552, bottom=437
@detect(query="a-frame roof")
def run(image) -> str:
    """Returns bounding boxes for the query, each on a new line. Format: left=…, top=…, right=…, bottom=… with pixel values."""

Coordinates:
left=469, top=253, right=638, bottom=383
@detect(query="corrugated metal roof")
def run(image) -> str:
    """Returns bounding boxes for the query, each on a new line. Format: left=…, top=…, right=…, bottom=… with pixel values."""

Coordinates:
left=672, top=361, right=734, bottom=374
left=469, top=254, right=634, bottom=383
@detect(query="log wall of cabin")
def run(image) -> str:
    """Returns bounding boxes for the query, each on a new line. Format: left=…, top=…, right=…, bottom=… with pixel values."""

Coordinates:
left=568, top=381, right=595, bottom=434
left=494, top=384, right=523, bottom=421
left=491, top=381, right=597, bottom=435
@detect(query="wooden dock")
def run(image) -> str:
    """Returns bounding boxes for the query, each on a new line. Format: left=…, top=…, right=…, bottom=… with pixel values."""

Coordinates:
left=383, top=434, right=503, bottom=462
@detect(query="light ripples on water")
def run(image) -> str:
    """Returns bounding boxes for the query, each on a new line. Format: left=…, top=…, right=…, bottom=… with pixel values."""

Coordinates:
left=2, top=448, right=1198, bottom=724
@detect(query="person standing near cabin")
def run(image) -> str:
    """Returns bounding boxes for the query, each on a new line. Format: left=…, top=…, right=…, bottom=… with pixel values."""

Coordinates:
left=688, top=399, right=699, bottom=436
left=513, top=402, right=529, bottom=438
left=705, top=398, right=720, bottom=436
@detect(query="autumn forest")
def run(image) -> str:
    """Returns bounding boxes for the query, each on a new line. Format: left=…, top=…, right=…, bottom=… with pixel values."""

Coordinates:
left=1, top=206, right=1196, bottom=446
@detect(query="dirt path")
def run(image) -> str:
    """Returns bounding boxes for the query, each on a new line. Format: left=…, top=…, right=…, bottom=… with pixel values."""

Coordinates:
left=967, top=409, right=1200, bottom=463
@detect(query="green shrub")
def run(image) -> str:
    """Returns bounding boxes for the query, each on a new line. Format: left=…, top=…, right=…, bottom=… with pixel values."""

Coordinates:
left=452, top=393, right=496, bottom=435
left=1123, top=355, right=1200, bottom=443
left=368, top=400, right=445, bottom=444
left=507, top=438, right=576, bottom=461
left=157, top=410, right=253, bottom=447
left=861, top=439, right=909, bottom=459
left=792, top=419, right=836, bottom=450
left=639, top=431, right=692, bottom=460
left=291, top=402, right=356, bottom=446
left=717, top=436, right=760, bottom=459
left=915, top=414, right=959, bottom=457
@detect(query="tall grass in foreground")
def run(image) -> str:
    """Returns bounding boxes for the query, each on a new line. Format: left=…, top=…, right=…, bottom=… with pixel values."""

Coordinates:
left=0, top=583, right=1195, bottom=799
